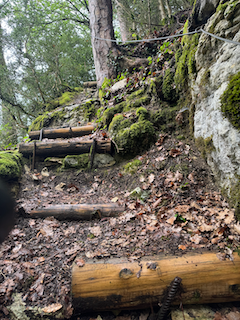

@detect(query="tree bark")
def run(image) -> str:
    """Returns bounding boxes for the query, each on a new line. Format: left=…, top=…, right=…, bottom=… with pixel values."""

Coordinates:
left=115, top=0, right=131, bottom=42
left=19, top=139, right=112, bottom=157
left=165, top=0, right=172, bottom=18
left=158, top=0, right=167, bottom=20
left=29, top=125, right=96, bottom=140
left=89, top=0, right=117, bottom=87
left=29, top=203, right=125, bottom=220
left=72, top=252, right=240, bottom=312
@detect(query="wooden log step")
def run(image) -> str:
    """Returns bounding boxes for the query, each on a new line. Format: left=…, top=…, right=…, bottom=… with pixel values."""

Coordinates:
left=72, top=252, right=240, bottom=312
left=29, top=125, right=96, bottom=140
left=30, top=203, right=125, bottom=220
left=19, top=139, right=112, bottom=157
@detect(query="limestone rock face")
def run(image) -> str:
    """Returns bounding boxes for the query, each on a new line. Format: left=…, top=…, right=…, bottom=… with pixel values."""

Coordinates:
left=192, top=0, right=240, bottom=195
left=190, top=0, right=220, bottom=30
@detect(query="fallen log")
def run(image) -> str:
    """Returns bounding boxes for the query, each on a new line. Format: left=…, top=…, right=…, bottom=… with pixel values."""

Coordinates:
left=19, top=139, right=112, bottom=157
left=72, top=252, right=240, bottom=312
left=29, top=203, right=125, bottom=220
left=83, top=81, right=97, bottom=88
left=29, top=125, right=96, bottom=140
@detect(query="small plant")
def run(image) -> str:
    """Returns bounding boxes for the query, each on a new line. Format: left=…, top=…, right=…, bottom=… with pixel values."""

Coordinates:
left=147, top=56, right=153, bottom=65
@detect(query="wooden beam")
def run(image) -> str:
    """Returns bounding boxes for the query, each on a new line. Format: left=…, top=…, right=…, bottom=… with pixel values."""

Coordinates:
left=29, top=203, right=125, bottom=220
left=72, top=253, right=240, bottom=312
left=29, top=125, right=96, bottom=140
left=19, top=139, right=112, bottom=157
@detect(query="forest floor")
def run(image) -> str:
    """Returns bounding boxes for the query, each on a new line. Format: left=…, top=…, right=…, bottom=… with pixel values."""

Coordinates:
left=1, top=128, right=240, bottom=319
left=1, top=9, right=240, bottom=320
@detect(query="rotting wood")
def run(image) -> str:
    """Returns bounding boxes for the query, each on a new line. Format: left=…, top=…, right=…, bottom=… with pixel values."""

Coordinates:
left=29, top=125, right=96, bottom=140
left=29, top=203, right=125, bottom=220
left=72, top=252, right=240, bottom=312
left=19, top=139, right=112, bottom=157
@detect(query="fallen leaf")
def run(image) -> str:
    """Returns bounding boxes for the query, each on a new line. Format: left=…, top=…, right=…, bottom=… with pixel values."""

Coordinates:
left=41, top=167, right=49, bottom=177
left=111, top=197, right=118, bottom=202
left=166, top=215, right=176, bottom=225
left=155, top=156, right=166, bottom=162
left=178, top=244, right=187, bottom=250
left=76, top=258, right=85, bottom=267
left=169, top=148, right=181, bottom=157
left=89, top=226, right=102, bottom=237
left=148, top=174, right=155, bottom=184
left=55, top=182, right=66, bottom=191
left=42, top=303, right=62, bottom=313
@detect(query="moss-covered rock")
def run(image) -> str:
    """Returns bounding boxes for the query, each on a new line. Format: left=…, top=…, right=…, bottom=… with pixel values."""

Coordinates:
left=151, top=105, right=179, bottom=131
left=0, top=151, right=22, bottom=180
left=114, top=120, right=155, bottom=156
left=136, top=107, right=149, bottom=121
left=174, top=20, right=199, bottom=90
left=109, top=114, right=132, bottom=135
left=162, top=69, right=178, bottom=102
left=28, top=108, right=67, bottom=132
left=220, top=71, right=240, bottom=130
left=62, top=154, right=89, bottom=169
left=102, top=102, right=126, bottom=127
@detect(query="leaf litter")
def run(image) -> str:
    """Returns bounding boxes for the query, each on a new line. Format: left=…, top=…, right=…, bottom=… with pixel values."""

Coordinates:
left=0, top=132, right=239, bottom=319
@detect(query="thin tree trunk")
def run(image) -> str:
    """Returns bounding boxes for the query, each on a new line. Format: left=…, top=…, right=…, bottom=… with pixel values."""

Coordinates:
left=89, top=0, right=117, bottom=87
left=165, top=0, right=172, bottom=17
left=147, top=0, right=151, bottom=34
left=158, top=0, right=167, bottom=20
left=115, top=0, right=131, bottom=42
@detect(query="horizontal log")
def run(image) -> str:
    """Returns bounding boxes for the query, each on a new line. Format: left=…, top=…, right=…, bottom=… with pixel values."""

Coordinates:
left=30, top=203, right=125, bottom=220
left=19, top=139, right=112, bottom=157
left=83, top=81, right=97, bottom=88
left=72, top=252, right=240, bottom=312
left=29, top=125, right=96, bottom=140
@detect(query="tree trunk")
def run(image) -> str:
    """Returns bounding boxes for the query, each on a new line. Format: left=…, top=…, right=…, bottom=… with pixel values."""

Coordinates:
left=29, top=203, right=125, bottom=220
left=89, top=0, right=117, bottom=87
left=19, top=139, right=112, bottom=157
left=115, top=0, right=131, bottom=43
left=72, top=252, right=240, bottom=312
left=29, top=125, right=96, bottom=140
left=165, top=0, right=172, bottom=17
left=158, top=0, right=167, bottom=20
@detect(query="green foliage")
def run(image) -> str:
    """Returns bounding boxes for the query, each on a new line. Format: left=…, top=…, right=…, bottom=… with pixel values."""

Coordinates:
left=220, top=71, right=240, bottom=129
left=0, top=151, right=22, bottom=180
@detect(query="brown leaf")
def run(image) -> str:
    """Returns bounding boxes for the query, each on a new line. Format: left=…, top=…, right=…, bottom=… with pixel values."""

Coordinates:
left=169, top=148, right=181, bottom=157
left=42, top=303, right=63, bottom=313
left=178, top=244, right=187, bottom=250
left=76, top=258, right=85, bottom=267
left=166, top=215, right=176, bottom=225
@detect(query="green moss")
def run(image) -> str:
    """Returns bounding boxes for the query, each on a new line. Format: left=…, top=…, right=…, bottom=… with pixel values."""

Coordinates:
left=114, top=120, right=155, bottom=156
left=0, top=151, right=22, bottom=180
left=82, top=100, right=97, bottom=121
left=175, top=48, right=182, bottom=63
left=62, top=154, right=89, bottom=169
left=175, top=32, right=199, bottom=90
left=220, top=71, right=240, bottom=129
left=124, top=159, right=142, bottom=174
left=130, top=95, right=151, bottom=109
left=149, top=80, right=157, bottom=96
left=136, top=107, right=149, bottom=121
left=162, top=69, right=178, bottom=102
left=151, top=106, right=179, bottom=131
left=28, top=113, right=51, bottom=132
left=195, top=136, right=215, bottom=160
left=102, top=102, right=126, bottom=127
left=109, top=114, right=132, bottom=134
left=126, top=88, right=145, bottom=102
